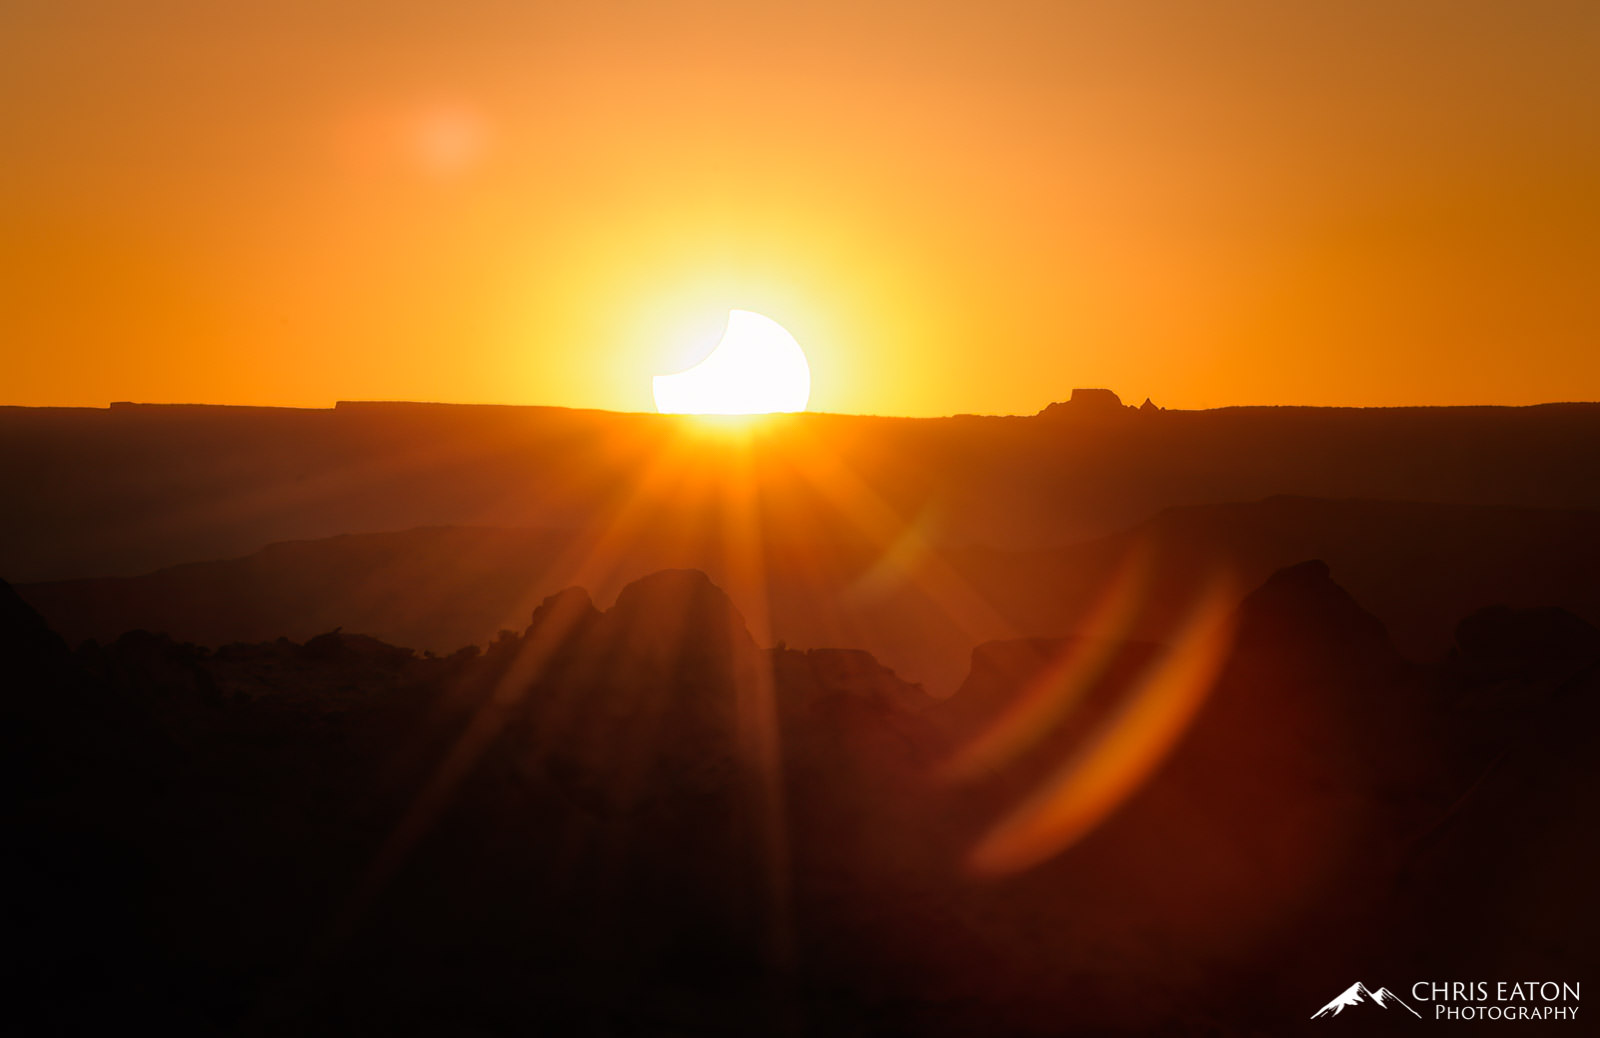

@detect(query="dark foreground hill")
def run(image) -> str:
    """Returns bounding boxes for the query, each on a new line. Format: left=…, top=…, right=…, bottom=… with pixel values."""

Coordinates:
left=20, top=496, right=1600, bottom=692
left=5, top=565, right=1596, bottom=1035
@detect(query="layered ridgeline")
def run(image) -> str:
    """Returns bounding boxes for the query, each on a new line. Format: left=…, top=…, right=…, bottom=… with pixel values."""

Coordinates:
left=18, top=497, right=1600, bottom=692
left=6, top=563, right=1597, bottom=1035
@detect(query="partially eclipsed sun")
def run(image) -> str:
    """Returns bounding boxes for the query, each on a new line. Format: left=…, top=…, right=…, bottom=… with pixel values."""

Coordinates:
left=653, top=310, right=811, bottom=414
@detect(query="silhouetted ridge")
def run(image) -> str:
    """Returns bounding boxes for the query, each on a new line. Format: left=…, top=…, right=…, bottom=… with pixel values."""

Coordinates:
left=525, top=585, right=600, bottom=637
left=1452, top=605, right=1600, bottom=682
left=598, top=568, right=759, bottom=677
left=1234, top=559, right=1396, bottom=667
left=1, top=577, right=88, bottom=796
left=301, top=627, right=344, bottom=660
left=607, top=568, right=755, bottom=643
left=770, top=646, right=933, bottom=713
left=1, top=577, right=72, bottom=674
left=18, top=496, right=1600, bottom=688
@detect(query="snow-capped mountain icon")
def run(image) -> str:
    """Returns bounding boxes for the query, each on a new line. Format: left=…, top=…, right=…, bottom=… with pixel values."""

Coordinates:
left=1311, top=982, right=1422, bottom=1019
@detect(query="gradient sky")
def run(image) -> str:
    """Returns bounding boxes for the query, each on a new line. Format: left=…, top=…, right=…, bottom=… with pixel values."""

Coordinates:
left=4, top=1, right=1597, bottom=415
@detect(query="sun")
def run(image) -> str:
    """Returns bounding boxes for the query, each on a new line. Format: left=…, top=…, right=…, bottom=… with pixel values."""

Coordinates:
left=652, top=310, right=811, bottom=414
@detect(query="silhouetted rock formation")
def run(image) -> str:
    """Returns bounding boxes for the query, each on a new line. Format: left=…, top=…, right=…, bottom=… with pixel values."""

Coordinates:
left=770, top=646, right=933, bottom=713
left=1036, top=386, right=1127, bottom=417
left=603, top=567, right=759, bottom=677
left=1451, top=604, right=1600, bottom=682
left=1, top=577, right=72, bottom=676
left=523, top=584, right=598, bottom=639
left=1070, top=386, right=1122, bottom=408
left=1, top=578, right=93, bottom=802
left=1233, top=558, right=1398, bottom=669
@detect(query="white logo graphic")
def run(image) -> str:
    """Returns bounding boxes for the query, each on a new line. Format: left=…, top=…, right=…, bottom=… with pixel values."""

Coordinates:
left=1312, top=982, right=1423, bottom=1019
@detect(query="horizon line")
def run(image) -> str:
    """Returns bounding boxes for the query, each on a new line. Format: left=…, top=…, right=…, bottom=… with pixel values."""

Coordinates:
left=3, top=397, right=1599, bottom=419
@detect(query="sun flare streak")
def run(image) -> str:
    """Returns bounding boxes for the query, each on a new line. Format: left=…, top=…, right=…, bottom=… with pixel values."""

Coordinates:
left=966, top=578, right=1238, bottom=877
left=942, top=545, right=1155, bottom=783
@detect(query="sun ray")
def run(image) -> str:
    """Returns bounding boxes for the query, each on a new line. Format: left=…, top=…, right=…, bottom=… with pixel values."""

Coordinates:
left=716, top=435, right=797, bottom=970
left=774, top=421, right=1020, bottom=665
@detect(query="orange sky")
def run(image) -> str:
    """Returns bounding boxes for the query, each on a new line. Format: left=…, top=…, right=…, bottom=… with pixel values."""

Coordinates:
left=3, top=1, right=1597, bottom=415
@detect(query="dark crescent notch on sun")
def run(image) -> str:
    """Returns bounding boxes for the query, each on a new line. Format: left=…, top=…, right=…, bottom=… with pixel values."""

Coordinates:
left=652, top=310, right=811, bottom=414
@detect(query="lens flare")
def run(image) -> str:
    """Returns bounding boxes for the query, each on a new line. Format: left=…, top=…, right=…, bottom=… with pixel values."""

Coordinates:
left=941, top=545, right=1154, bottom=784
left=966, top=578, right=1238, bottom=877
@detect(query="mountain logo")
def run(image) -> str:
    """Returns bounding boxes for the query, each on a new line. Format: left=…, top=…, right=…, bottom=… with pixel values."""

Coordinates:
left=1312, top=982, right=1423, bottom=1020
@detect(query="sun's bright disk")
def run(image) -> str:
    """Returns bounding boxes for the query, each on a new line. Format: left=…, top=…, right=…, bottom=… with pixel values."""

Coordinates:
left=652, top=310, right=811, bottom=414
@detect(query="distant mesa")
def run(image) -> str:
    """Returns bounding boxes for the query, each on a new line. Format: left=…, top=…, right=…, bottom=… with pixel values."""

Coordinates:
left=1037, top=388, right=1160, bottom=418
left=1071, top=387, right=1122, bottom=409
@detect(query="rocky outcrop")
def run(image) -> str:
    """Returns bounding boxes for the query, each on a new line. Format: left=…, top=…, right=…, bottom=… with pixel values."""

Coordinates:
left=1036, top=387, right=1128, bottom=418
left=1, top=577, right=74, bottom=682
left=1451, top=604, right=1600, bottom=682
left=1232, top=558, right=1399, bottom=672
left=770, top=646, right=931, bottom=713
